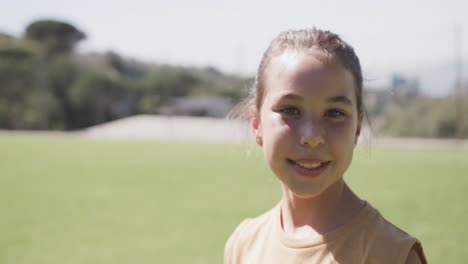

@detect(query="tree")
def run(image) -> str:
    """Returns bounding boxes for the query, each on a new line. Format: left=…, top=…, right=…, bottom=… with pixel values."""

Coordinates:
left=67, top=71, right=130, bottom=128
left=137, top=68, right=202, bottom=113
left=25, top=19, right=85, bottom=57
left=44, top=55, right=81, bottom=129
left=0, top=37, right=47, bottom=129
left=383, top=95, right=468, bottom=138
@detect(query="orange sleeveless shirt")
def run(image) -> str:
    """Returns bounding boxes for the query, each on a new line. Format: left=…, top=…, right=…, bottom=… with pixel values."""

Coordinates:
left=225, top=202, right=426, bottom=264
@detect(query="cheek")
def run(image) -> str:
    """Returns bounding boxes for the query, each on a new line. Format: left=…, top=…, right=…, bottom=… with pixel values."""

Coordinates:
left=261, top=115, right=294, bottom=152
left=262, top=114, right=291, bottom=137
left=325, top=120, right=357, bottom=145
left=326, top=121, right=357, bottom=172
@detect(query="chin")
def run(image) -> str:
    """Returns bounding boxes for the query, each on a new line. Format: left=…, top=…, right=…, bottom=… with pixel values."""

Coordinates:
left=284, top=176, right=344, bottom=200
left=283, top=182, right=328, bottom=200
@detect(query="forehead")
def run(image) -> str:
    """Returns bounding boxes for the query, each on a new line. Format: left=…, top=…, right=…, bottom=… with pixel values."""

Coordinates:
left=264, top=51, right=357, bottom=101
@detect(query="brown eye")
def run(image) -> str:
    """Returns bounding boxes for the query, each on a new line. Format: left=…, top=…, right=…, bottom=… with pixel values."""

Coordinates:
left=280, top=106, right=300, bottom=116
left=325, top=109, right=346, bottom=118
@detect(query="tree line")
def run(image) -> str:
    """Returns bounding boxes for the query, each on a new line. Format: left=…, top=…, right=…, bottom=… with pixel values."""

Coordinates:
left=0, top=19, right=250, bottom=130
left=382, top=95, right=468, bottom=138
left=1, top=19, right=466, bottom=138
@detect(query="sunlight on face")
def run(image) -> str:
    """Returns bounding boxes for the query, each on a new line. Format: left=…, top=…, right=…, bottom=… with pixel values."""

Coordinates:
left=253, top=50, right=362, bottom=199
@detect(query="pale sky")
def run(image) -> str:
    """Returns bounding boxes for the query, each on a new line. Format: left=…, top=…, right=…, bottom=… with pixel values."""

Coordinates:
left=2, top=0, right=468, bottom=94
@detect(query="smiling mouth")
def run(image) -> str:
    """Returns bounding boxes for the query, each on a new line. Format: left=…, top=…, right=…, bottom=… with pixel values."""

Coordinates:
left=289, top=159, right=330, bottom=169
left=287, top=159, right=331, bottom=177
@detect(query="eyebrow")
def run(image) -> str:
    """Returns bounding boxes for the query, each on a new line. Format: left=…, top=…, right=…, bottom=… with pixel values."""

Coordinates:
left=278, top=93, right=353, bottom=106
left=278, top=93, right=303, bottom=101
left=326, top=95, right=353, bottom=105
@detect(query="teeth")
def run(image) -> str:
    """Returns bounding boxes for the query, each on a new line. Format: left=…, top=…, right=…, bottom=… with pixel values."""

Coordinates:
left=295, top=161, right=322, bottom=169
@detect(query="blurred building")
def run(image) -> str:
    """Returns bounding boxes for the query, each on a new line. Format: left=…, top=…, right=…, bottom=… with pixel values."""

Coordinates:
left=366, top=74, right=421, bottom=112
left=391, top=74, right=420, bottom=104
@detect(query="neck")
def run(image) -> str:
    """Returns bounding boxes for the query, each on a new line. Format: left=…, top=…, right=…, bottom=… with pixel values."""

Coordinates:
left=280, top=180, right=363, bottom=239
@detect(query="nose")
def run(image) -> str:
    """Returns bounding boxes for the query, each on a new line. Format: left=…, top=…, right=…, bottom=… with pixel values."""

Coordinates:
left=299, top=119, right=325, bottom=148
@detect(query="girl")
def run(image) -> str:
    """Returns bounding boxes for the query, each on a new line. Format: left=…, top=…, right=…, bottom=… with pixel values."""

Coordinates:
left=224, top=28, right=427, bottom=264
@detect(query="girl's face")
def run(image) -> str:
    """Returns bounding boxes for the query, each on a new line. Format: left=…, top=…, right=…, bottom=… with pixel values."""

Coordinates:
left=252, top=51, right=363, bottom=199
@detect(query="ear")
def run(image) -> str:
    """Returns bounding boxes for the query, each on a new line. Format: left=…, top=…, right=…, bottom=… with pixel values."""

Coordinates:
left=249, top=107, right=263, bottom=146
left=354, top=112, right=364, bottom=145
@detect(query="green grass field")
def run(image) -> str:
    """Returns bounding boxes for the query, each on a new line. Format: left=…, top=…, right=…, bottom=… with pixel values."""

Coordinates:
left=0, top=136, right=467, bottom=263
